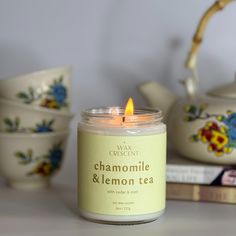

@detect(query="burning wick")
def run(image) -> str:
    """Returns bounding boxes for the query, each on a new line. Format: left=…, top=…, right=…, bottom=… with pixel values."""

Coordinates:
left=123, top=97, right=134, bottom=122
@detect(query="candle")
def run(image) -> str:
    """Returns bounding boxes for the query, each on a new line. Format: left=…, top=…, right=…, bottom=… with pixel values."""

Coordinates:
left=77, top=98, right=166, bottom=224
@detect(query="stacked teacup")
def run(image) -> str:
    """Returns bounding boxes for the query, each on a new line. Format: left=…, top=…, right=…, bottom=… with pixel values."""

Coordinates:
left=0, top=67, right=73, bottom=190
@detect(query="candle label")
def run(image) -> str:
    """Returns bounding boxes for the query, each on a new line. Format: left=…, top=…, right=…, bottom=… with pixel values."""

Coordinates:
left=78, top=131, right=166, bottom=215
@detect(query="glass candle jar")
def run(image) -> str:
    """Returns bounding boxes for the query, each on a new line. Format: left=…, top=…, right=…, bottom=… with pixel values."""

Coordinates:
left=77, top=107, right=166, bottom=224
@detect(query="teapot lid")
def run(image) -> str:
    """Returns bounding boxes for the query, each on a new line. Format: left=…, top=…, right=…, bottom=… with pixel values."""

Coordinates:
left=207, top=79, right=236, bottom=99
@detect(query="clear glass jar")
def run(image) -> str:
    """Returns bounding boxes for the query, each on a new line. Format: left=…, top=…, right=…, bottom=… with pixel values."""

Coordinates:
left=78, top=107, right=166, bottom=224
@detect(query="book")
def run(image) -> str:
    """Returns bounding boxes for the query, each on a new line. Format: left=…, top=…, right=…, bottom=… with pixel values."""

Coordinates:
left=167, top=152, right=236, bottom=187
left=166, top=183, right=236, bottom=204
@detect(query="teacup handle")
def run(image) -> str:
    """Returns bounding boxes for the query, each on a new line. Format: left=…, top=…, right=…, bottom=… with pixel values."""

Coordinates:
left=185, top=0, right=234, bottom=96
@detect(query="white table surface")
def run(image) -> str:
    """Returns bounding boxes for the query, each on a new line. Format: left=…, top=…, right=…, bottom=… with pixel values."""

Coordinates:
left=0, top=181, right=236, bottom=236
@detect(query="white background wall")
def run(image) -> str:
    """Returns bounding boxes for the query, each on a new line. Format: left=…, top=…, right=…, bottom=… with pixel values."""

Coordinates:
left=0, top=0, right=236, bottom=187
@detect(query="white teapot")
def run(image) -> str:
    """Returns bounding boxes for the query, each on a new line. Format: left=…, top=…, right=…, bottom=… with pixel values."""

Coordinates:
left=139, top=0, right=236, bottom=164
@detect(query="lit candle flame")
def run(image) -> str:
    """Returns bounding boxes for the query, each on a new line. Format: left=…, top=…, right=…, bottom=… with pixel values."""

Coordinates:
left=124, top=97, right=134, bottom=116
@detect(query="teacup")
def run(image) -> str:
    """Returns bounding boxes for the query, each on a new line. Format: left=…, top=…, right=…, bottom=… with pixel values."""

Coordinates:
left=0, top=130, right=69, bottom=189
left=0, top=98, right=73, bottom=133
left=0, top=66, right=72, bottom=111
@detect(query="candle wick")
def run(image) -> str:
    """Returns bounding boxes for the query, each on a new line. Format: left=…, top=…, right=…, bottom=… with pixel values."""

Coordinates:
left=122, top=116, right=126, bottom=123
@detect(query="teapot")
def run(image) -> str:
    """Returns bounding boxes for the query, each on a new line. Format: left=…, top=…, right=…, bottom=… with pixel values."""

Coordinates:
left=138, top=0, right=236, bottom=164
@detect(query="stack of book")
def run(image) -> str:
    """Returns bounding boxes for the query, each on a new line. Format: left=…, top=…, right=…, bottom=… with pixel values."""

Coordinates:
left=166, top=152, right=236, bottom=204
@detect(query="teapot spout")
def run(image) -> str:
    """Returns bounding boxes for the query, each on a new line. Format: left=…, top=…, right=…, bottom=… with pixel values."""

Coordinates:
left=138, top=81, right=177, bottom=116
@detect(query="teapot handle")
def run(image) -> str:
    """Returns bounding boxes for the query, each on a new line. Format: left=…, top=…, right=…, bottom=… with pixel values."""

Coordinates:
left=185, top=0, right=234, bottom=95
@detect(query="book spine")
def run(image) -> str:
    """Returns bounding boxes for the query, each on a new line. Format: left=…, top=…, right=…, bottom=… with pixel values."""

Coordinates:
left=166, top=183, right=236, bottom=204
left=167, top=165, right=231, bottom=185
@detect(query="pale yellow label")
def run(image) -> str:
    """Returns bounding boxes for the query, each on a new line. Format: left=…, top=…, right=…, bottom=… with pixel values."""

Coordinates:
left=78, top=131, right=166, bottom=216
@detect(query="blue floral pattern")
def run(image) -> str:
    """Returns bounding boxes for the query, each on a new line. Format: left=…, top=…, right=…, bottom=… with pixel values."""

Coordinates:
left=223, top=113, right=236, bottom=143
left=35, top=120, right=54, bottom=133
left=17, top=76, right=68, bottom=110
left=48, top=148, right=63, bottom=169
left=15, top=143, right=63, bottom=176
left=3, top=118, right=54, bottom=133
left=50, top=82, right=67, bottom=105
